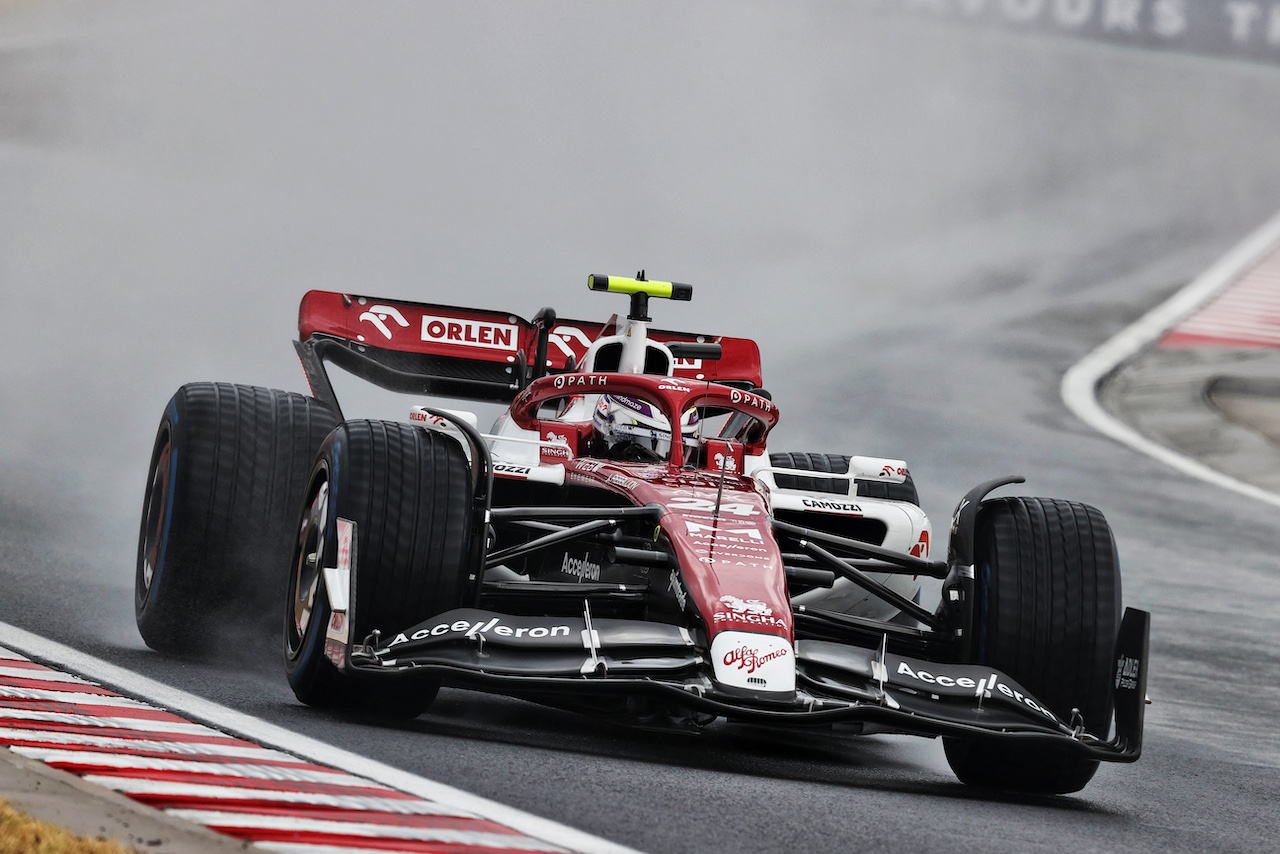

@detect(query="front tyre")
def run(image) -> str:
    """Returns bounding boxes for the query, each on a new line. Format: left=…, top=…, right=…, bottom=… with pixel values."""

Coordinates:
left=135, top=383, right=337, bottom=654
left=944, top=497, right=1121, bottom=794
left=284, top=419, right=475, bottom=716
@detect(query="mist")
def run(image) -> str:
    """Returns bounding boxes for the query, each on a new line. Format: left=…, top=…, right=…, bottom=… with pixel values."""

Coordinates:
left=5, top=0, right=1280, bottom=629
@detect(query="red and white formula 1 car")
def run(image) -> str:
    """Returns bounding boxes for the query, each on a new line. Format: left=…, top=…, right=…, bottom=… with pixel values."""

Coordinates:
left=136, top=275, right=1149, bottom=794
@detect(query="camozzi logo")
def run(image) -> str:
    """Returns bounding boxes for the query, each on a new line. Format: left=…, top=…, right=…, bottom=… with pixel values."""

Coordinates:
left=801, top=498, right=860, bottom=513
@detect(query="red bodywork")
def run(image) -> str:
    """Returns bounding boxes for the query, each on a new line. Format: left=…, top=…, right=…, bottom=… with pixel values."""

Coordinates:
left=299, top=290, right=788, bottom=648
left=511, top=373, right=791, bottom=647
left=298, top=290, right=764, bottom=387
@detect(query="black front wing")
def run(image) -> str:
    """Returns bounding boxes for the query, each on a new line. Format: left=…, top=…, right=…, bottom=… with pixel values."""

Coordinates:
left=341, top=606, right=1150, bottom=763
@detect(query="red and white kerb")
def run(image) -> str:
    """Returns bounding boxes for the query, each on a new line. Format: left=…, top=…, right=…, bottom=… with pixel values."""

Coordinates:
left=0, top=645, right=567, bottom=853
left=1161, top=244, right=1280, bottom=349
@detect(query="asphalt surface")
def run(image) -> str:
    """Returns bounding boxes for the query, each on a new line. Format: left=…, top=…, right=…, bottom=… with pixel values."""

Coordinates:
left=1102, top=346, right=1280, bottom=493
left=5, top=3, right=1280, bottom=853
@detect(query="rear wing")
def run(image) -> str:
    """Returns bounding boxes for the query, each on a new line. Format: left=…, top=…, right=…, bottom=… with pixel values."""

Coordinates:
left=295, top=290, right=763, bottom=415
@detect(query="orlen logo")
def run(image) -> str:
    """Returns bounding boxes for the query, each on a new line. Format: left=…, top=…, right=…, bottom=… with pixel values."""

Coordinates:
left=422, top=315, right=518, bottom=351
left=359, top=305, right=410, bottom=340
left=881, top=465, right=908, bottom=478
left=546, top=325, right=595, bottom=367
left=409, top=410, right=448, bottom=427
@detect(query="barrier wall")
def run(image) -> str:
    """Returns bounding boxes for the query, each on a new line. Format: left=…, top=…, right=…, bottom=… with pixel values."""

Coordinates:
left=864, top=0, right=1280, bottom=65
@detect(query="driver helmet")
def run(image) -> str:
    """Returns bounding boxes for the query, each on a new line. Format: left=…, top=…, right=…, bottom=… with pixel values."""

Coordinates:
left=593, top=395, right=699, bottom=461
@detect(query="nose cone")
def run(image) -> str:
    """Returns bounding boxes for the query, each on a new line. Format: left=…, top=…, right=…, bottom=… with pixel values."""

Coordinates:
left=711, top=631, right=796, bottom=695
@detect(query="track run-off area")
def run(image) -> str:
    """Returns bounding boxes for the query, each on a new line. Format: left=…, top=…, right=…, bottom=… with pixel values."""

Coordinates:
left=5, top=4, right=1280, bottom=853
left=0, top=627, right=633, bottom=854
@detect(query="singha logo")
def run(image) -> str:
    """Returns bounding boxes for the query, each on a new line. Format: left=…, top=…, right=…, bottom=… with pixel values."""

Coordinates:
left=719, top=594, right=771, bottom=616
left=717, top=453, right=738, bottom=472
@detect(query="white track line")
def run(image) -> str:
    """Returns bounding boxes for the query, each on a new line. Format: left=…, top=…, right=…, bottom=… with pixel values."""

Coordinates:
left=1061, top=208, right=1280, bottom=509
left=0, top=621, right=645, bottom=854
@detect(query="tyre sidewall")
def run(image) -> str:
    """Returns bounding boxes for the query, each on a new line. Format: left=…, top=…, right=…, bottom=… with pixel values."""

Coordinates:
left=135, top=395, right=206, bottom=650
left=285, top=453, right=341, bottom=703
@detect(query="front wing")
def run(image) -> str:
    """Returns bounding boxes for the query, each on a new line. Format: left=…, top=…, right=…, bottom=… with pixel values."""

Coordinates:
left=340, top=606, right=1150, bottom=763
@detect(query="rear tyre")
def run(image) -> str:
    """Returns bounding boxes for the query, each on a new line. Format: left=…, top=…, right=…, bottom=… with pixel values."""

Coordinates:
left=135, top=383, right=338, bottom=654
left=284, top=420, right=475, bottom=717
left=768, top=451, right=919, bottom=504
left=944, top=497, right=1121, bottom=794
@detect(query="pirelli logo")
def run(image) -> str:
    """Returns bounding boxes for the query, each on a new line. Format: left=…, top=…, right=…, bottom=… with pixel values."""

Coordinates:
left=422, top=315, right=518, bottom=350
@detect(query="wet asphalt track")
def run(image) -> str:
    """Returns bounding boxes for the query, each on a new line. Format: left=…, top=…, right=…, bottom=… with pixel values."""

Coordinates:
left=4, top=3, right=1280, bottom=852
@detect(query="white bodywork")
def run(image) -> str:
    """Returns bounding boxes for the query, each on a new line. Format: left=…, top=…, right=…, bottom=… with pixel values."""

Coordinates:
left=752, top=460, right=929, bottom=621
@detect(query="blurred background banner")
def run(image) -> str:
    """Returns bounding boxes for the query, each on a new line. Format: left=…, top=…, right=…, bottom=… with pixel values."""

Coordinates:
left=864, top=0, right=1280, bottom=64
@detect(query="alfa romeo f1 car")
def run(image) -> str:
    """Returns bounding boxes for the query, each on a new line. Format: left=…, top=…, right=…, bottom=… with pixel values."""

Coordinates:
left=136, top=275, right=1149, bottom=794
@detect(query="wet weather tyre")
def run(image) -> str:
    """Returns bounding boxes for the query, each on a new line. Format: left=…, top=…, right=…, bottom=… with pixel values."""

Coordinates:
left=768, top=452, right=919, bottom=504
left=944, top=497, right=1121, bottom=794
left=285, top=419, right=475, bottom=717
left=135, top=383, right=338, bottom=654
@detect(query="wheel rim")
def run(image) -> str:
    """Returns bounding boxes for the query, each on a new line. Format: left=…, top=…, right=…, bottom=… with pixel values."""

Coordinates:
left=288, top=476, right=329, bottom=658
left=138, top=432, right=172, bottom=601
